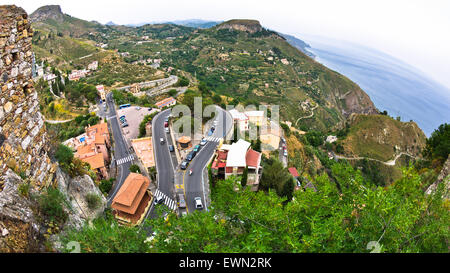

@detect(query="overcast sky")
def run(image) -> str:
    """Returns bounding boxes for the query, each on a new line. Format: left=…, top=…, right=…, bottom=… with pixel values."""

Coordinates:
left=4, top=0, right=450, bottom=89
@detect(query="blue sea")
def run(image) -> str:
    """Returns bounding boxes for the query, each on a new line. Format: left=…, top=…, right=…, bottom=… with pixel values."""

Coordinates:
left=300, top=36, right=450, bottom=137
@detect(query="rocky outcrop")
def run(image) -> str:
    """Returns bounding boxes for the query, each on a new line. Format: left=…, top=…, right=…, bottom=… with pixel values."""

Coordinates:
left=0, top=5, right=56, bottom=190
left=426, top=155, right=450, bottom=200
left=0, top=169, right=41, bottom=252
left=55, top=168, right=106, bottom=230
left=29, top=5, right=64, bottom=23
left=216, top=19, right=263, bottom=34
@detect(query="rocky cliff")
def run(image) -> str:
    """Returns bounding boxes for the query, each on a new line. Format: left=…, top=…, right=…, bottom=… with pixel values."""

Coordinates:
left=29, top=5, right=64, bottom=23
left=216, top=19, right=264, bottom=34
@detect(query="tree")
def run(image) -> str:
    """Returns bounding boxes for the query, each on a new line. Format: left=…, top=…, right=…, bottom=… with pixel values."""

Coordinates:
left=241, top=166, right=248, bottom=188
left=260, top=158, right=292, bottom=198
left=423, top=123, right=450, bottom=163
left=55, top=144, right=74, bottom=165
left=281, top=177, right=294, bottom=202
left=148, top=167, right=157, bottom=182
left=99, top=178, right=114, bottom=195
left=129, top=164, right=141, bottom=173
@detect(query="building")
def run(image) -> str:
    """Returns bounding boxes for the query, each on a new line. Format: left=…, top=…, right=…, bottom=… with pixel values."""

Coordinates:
left=281, top=58, right=290, bottom=65
left=212, top=139, right=262, bottom=191
left=71, top=121, right=111, bottom=180
left=155, top=97, right=176, bottom=109
left=96, top=85, right=107, bottom=101
left=111, top=173, right=152, bottom=226
left=131, top=137, right=155, bottom=169
left=68, top=69, right=89, bottom=81
left=88, top=61, right=98, bottom=71
left=326, top=135, right=338, bottom=143
left=245, top=111, right=265, bottom=126
left=229, top=109, right=249, bottom=132
left=260, top=121, right=282, bottom=151
left=288, top=167, right=302, bottom=191
left=177, top=136, right=192, bottom=149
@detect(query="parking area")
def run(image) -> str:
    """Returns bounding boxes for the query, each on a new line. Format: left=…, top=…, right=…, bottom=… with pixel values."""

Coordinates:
left=117, top=106, right=159, bottom=143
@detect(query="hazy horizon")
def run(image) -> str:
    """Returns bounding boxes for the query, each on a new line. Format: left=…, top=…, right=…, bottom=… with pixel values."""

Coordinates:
left=2, top=0, right=450, bottom=92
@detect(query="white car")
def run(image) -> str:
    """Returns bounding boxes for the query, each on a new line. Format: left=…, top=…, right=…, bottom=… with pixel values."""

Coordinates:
left=165, top=127, right=170, bottom=134
left=200, top=139, right=207, bottom=146
left=160, top=138, right=165, bottom=144
left=194, top=197, right=203, bottom=210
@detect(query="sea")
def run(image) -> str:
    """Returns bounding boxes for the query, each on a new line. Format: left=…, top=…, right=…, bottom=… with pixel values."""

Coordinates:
left=299, top=35, right=450, bottom=137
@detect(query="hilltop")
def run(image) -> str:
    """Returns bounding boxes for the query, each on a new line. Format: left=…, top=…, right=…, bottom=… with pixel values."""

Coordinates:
left=215, top=19, right=264, bottom=34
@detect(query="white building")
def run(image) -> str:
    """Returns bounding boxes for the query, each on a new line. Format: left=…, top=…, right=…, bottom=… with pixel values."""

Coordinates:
left=229, top=109, right=249, bottom=132
left=326, top=135, right=338, bottom=143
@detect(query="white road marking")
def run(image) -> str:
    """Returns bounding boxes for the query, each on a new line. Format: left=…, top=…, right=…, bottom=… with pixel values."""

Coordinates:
left=154, top=189, right=177, bottom=211
left=116, top=155, right=134, bottom=165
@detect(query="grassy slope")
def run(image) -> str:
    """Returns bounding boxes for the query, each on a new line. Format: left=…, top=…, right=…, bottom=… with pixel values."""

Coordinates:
left=340, top=114, right=427, bottom=162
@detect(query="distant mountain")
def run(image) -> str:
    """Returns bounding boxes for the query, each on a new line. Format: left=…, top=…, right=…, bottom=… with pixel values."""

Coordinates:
left=105, top=21, right=116, bottom=26
left=280, top=33, right=315, bottom=58
left=126, top=19, right=220, bottom=29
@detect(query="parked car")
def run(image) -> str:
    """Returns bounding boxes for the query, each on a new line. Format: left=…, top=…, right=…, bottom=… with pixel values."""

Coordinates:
left=136, top=106, right=141, bottom=110
left=194, top=197, right=203, bottom=210
left=148, top=107, right=152, bottom=111
left=186, top=151, right=196, bottom=161
left=180, top=161, right=188, bottom=170
left=165, top=117, right=169, bottom=122
left=165, top=127, right=170, bottom=134
left=284, top=150, right=288, bottom=157
left=200, top=139, right=207, bottom=146
left=164, top=121, right=168, bottom=128
left=160, top=138, right=165, bottom=144
left=178, top=194, right=186, bottom=208
left=211, top=126, right=216, bottom=131
left=169, top=145, right=174, bottom=152
left=121, top=122, right=128, bottom=127
left=193, top=145, right=201, bottom=152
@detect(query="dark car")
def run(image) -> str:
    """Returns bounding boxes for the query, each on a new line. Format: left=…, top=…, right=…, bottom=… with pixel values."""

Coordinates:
left=193, top=145, right=201, bottom=153
left=169, top=145, right=174, bottom=152
left=180, top=161, right=188, bottom=170
left=155, top=195, right=164, bottom=204
left=186, top=151, right=196, bottom=161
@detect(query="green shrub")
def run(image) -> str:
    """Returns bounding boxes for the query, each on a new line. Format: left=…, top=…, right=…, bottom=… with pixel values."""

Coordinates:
left=99, top=178, right=114, bottom=195
left=38, top=188, right=68, bottom=224
left=55, top=144, right=74, bottom=165
left=129, top=164, right=141, bottom=173
left=85, top=193, right=102, bottom=210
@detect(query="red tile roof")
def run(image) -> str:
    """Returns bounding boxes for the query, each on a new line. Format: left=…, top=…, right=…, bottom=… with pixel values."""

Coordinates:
left=81, top=153, right=105, bottom=170
left=112, top=173, right=150, bottom=215
left=245, top=149, right=261, bottom=168
left=288, top=167, right=299, bottom=177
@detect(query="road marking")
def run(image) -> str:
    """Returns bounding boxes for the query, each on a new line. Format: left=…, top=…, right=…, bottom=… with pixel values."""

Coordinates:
left=116, top=155, right=134, bottom=165
left=154, top=189, right=177, bottom=211
left=182, top=170, right=188, bottom=214
left=204, top=137, right=222, bottom=142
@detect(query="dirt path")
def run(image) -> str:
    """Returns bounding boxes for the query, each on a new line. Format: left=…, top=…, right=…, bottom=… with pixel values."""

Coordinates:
left=334, top=152, right=418, bottom=166
left=295, top=105, right=318, bottom=126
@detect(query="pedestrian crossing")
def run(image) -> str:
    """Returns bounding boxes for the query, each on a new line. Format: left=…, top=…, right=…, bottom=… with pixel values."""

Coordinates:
left=154, top=189, right=177, bottom=211
left=116, top=154, right=134, bottom=165
left=204, top=137, right=222, bottom=143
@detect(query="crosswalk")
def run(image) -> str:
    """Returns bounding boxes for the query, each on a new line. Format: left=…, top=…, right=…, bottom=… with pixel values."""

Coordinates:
left=204, top=137, right=222, bottom=143
left=116, top=154, right=134, bottom=165
left=154, top=189, right=177, bottom=211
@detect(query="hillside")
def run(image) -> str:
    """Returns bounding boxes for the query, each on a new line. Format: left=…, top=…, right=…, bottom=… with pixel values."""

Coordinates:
left=339, top=114, right=426, bottom=162
left=29, top=7, right=379, bottom=132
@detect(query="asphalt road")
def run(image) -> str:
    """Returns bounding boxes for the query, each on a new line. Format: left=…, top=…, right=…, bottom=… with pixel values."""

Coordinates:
left=105, top=92, right=133, bottom=205
left=152, top=109, right=176, bottom=197
left=182, top=106, right=233, bottom=212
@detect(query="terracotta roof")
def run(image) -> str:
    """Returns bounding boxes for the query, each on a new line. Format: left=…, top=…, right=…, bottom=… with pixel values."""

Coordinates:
left=178, top=136, right=191, bottom=144
left=75, top=143, right=97, bottom=157
left=245, top=148, right=261, bottom=168
left=155, top=97, right=176, bottom=108
left=212, top=150, right=228, bottom=169
left=131, top=137, right=155, bottom=168
left=87, top=122, right=108, bottom=136
left=112, top=173, right=150, bottom=215
left=288, top=167, right=299, bottom=177
left=81, top=153, right=105, bottom=170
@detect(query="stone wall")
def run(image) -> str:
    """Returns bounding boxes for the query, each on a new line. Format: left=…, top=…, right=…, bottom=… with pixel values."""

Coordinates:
left=0, top=5, right=56, bottom=191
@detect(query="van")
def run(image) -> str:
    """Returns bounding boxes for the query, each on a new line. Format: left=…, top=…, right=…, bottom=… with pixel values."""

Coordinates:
left=178, top=194, right=186, bottom=208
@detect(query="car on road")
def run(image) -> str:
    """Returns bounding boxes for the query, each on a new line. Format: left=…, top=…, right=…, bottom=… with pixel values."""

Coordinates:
left=121, top=122, right=128, bottom=127
left=136, top=106, right=141, bottom=110
left=282, top=137, right=286, bottom=144
left=165, top=117, right=169, bottom=122
left=213, top=120, right=218, bottom=126
left=178, top=194, right=186, bottom=208
left=148, top=107, right=152, bottom=111
left=284, top=149, right=288, bottom=157
left=186, top=151, right=195, bottom=162
left=155, top=195, right=164, bottom=204
left=168, top=145, right=174, bottom=152
left=165, top=127, right=170, bottom=134
left=193, top=145, right=201, bottom=153
left=211, top=126, right=216, bottom=132
left=180, top=161, right=188, bottom=170
left=160, top=138, right=165, bottom=144
left=200, top=139, right=207, bottom=146
left=194, top=197, right=203, bottom=210
left=164, top=121, right=168, bottom=128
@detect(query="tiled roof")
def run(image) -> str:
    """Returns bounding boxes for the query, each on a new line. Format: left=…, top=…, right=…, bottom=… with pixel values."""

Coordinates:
left=288, top=167, right=299, bottom=177
left=155, top=97, right=176, bottom=108
left=112, top=173, right=150, bottom=215
left=75, top=143, right=97, bottom=157
left=245, top=148, right=261, bottom=168
left=81, top=153, right=105, bottom=170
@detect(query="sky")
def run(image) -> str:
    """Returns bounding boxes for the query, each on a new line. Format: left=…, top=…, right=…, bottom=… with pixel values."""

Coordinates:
left=3, top=0, right=450, bottom=90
